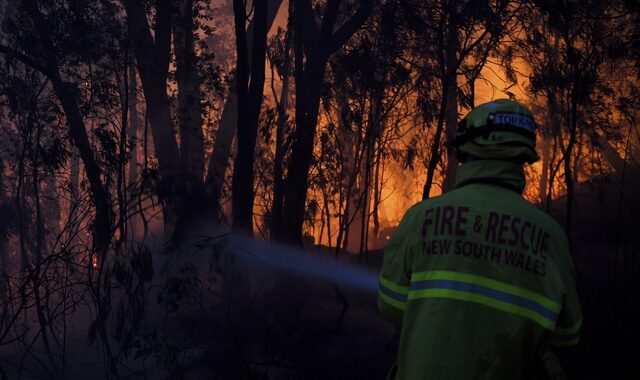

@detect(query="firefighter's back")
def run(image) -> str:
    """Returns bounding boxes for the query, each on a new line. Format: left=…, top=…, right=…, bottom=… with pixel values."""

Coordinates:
left=378, top=100, right=581, bottom=380
left=392, top=177, right=573, bottom=379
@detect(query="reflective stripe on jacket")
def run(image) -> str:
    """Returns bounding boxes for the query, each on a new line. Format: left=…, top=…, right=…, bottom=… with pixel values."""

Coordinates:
left=378, top=160, right=582, bottom=380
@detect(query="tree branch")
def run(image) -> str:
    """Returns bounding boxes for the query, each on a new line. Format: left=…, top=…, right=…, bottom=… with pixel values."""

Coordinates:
left=324, top=0, right=374, bottom=57
left=296, top=0, right=319, bottom=49
left=0, top=45, right=50, bottom=76
left=319, top=0, right=341, bottom=41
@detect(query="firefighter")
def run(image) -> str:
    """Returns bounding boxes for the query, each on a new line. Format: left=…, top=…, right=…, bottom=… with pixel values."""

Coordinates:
left=378, top=99, right=581, bottom=379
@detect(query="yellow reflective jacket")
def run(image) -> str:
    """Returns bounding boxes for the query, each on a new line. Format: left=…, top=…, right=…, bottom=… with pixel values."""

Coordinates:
left=378, top=160, right=582, bottom=380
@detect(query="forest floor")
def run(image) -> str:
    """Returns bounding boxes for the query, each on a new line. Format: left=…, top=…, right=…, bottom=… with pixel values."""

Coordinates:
left=1, top=233, right=638, bottom=379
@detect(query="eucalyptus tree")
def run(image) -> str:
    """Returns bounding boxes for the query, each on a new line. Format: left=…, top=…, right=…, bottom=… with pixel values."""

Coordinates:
left=318, top=0, right=415, bottom=254
left=124, top=0, right=287, bottom=239
left=207, top=0, right=283, bottom=224
left=124, top=0, right=203, bottom=243
left=0, top=0, right=122, bottom=254
left=0, top=1, right=129, bottom=376
left=270, top=0, right=375, bottom=244
left=392, top=0, right=522, bottom=199
left=265, top=4, right=294, bottom=240
left=231, top=0, right=269, bottom=232
left=519, top=0, right=628, bottom=238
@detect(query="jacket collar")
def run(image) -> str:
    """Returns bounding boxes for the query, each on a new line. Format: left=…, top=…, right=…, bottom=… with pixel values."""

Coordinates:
left=454, top=160, right=526, bottom=194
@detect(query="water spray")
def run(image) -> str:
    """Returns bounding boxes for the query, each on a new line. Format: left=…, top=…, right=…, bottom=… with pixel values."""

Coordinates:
left=223, top=235, right=380, bottom=294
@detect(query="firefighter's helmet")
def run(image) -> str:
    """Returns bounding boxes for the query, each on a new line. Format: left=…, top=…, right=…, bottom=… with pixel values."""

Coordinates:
left=453, top=99, right=539, bottom=164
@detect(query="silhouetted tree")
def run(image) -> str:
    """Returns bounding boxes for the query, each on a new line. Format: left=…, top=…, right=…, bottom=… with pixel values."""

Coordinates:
left=0, top=0, right=117, bottom=254
left=322, top=1, right=414, bottom=254
left=392, top=0, right=520, bottom=199
left=271, top=0, right=375, bottom=244
left=521, top=0, right=628, bottom=239
left=231, top=0, right=269, bottom=233
left=207, top=0, right=283, bottom=221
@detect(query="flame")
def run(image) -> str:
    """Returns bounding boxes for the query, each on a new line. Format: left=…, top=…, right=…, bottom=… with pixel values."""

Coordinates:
left=299, top=57, right=585, bottom=250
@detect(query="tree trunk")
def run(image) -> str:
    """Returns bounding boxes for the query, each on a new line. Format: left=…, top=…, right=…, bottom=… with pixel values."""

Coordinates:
left=273, top=0, right=373, bottom=244
left=539, top=135, right=551, bottom=206
left=0, top=164, right=9, bottom=301
left=23, top=0, right=113, bottom=252
left=370, top=89, right=386, bottom=244
left=358, top=136, right=374, bottom=258
left=547, top=134, right=562, bottom=211
left=17, top=142, right=29, bottom=280
left=207, top=0, right=283, bottom=219
left=171, top=0, right=216, bottom=243
left=563, top=24, right=580, bottom=244
left=270, top=0, right=293, bottom=239
left=322, top=183, right=332, bottom=247
left=124, top=0, right=180, bottom=178
left=116, top=55, right=130, bottom=249
left=422, top=7, right=459, bottom=199
left=0, top=237, right=7, bottom=302
left=597, top=132, right=626, bottom=173
left=346, top=155, right=367, bottom=253
left=442, top=87, right=459, bottom=191
left=32, top=122, right=44, bottom=266
left=128, top=58, right=140, bottom=237
left=231, top=0, right=268, bottom=233
left=442, top=12, right=459, bottom=192
left=125, top=0, right=201, bottom=246
left=372, top=143, right=384, bottom=239
left=423, top=98, right=447, bottom=200
left=175, top=0, right=205, bottom=180
left=333, top=92, right=357, bottom=255
left=279, top=67, right=323, bottom=243
left=207, top=91, right=237, bottom=218
left=564, top=84, right=578, bottom=241
left=55, top=84, right=113, bottom=252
